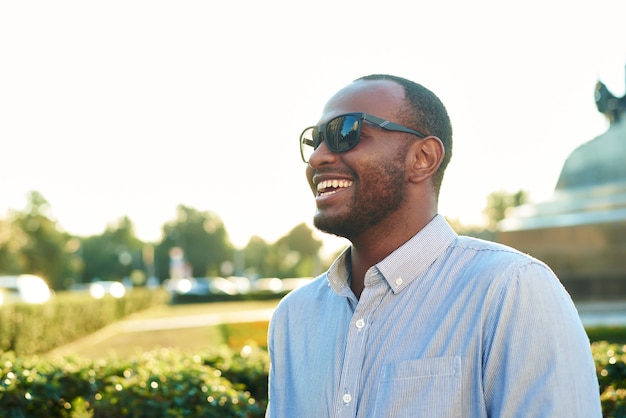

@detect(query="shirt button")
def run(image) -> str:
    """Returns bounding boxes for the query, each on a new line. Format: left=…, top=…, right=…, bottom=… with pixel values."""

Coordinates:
left=343, top=393, right=352, bottom=404
left=395, top=277, right=403, bottom=286
left=355, top=318, right=365, bottom=329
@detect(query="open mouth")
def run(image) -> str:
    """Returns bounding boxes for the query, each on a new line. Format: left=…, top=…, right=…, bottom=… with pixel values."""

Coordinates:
left=317, top=179, right=353, bottom=197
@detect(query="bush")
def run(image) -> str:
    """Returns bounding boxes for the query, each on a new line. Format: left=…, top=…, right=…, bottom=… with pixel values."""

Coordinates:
left=0, top=344, right=269, bottom=417
left=3, top=336, right=626, bottom=416
left=0, top=288, right=169, bottom=356
left=593, top=341, right=626, bottom=416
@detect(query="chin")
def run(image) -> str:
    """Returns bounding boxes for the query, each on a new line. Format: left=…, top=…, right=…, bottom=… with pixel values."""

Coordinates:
left=313, top=213, right=358, bottom=240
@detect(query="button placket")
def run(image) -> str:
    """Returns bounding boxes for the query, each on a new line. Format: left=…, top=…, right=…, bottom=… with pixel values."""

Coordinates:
left=334, top=272, right=389, bottom=418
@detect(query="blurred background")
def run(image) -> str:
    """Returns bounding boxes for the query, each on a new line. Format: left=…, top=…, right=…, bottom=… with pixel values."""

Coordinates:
left=1, top=0, right=625, bottom=298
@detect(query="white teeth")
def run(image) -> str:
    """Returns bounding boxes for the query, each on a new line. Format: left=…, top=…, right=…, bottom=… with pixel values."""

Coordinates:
left=317, top=179, right=353, bottom=192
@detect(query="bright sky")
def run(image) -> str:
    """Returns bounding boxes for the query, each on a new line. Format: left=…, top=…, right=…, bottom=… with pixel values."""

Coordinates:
left=1, top=1, right=625, bottom=254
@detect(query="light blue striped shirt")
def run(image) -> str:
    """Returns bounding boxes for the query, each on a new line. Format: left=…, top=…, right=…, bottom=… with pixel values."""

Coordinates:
left=267, top=215, right=601, bottom=417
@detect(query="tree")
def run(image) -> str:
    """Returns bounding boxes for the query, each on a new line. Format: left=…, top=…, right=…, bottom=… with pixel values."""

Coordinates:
left=277, top=223, right=323, bottom=256
left=242, top=235, right=273, bottom=278
left=10, top=191, right=76, bottom=289
left=273, top=223, right=323, bottom=278
left=0, top=218, right=27, bottom=274
left=155, top=205, right=233, bottom=279
left=81, top=216, right=145, bottom=284
left=483, top=189, right=529, bottom=231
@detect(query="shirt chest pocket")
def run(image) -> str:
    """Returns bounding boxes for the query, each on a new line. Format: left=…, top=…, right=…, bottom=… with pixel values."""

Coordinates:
left=373, top=356, right=462, bottom=418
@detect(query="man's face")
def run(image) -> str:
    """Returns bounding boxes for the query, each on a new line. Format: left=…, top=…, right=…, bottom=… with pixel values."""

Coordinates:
left=305, top=80, right=412, bottom=240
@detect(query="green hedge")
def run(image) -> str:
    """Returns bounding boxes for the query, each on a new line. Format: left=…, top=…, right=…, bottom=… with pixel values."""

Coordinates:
left=0, top=288, right=169, bottom=356
left=2, top=342, right=626, bottom=417
left=3, top=337, right=626, bottom=416
left=0, top=344, right=268, bottom=417
left=594, top=341, right=626, bottom=417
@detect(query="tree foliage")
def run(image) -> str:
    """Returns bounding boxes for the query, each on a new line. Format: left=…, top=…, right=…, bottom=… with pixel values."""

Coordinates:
left=483, top=189, right=528, bottom=230
left=273, top=223, right=323, bottom=278
left=155, top=205, right=233, bottom=280
left=2, top=192, right=76, bottom=289
left=0, top=217, right=27, bottom=274
left=242, top=236, right=273, bottom=279
left=80, top=216, right=145, bottom=284
left=242, top=223, right=324, bottom=279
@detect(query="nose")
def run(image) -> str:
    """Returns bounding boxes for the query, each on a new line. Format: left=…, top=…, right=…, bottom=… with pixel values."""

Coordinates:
left=307, top=138, right=337, bottom=168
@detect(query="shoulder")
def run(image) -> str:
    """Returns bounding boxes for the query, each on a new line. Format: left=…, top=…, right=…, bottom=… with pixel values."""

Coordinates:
left=454, top=234, right=526, bottom=256
left=453, top=235, right=551, bottom=272
left=446, top=235, right=568, bottom=303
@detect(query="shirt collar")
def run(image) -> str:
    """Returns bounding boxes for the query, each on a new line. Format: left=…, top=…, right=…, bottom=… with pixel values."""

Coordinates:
left=377, top=214, right=457, bottom=294
left=327, top=246, right=353, bottom=296
left=326, top=214, right=457, bottom=295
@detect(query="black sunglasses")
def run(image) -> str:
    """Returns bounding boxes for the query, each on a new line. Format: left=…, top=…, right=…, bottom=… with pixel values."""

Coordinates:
left=299, top=112, right=426, bottom=163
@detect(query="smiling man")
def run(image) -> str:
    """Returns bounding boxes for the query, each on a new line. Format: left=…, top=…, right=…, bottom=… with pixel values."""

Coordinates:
left=266, top=75, right=601, bottom=417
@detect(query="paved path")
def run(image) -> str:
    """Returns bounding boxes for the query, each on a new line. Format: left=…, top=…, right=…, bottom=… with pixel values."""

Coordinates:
left=118, top=308, right=276, bottom=332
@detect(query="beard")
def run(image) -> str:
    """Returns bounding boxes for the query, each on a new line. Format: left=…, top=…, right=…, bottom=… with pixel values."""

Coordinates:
left=313, top=149, right=408, bottom=240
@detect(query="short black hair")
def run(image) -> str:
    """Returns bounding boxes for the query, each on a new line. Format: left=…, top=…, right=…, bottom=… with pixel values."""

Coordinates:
left=355, top=74, right=453, bottom=195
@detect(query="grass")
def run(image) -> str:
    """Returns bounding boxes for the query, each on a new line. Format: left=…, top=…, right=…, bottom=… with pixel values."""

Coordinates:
left=64, top=325, right=230, bottom=359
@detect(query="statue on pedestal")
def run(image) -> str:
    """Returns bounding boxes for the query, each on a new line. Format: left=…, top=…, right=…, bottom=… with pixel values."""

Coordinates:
left=498, top=65, right=626, bottom=301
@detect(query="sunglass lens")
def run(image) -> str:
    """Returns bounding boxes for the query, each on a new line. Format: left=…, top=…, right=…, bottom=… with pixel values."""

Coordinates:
left=328, top=115, right=360, bottom=152
left=300, top=115, right=362, bottom=163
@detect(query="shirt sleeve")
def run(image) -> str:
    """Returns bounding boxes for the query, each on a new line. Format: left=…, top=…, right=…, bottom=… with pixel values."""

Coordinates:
left=482, top=260, right=602, bottom=417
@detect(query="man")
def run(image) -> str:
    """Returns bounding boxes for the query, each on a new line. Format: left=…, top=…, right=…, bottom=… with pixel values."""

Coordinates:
left=266, top=74, right=601, bottom=417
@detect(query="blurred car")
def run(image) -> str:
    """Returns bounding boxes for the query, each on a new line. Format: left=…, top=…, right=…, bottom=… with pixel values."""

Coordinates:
left=0, top=274, right=53, bottom=305
left=168, top=276, right=238, bottom=296
left=89, top=281, right=126, bottom=299
left=165, top=276, right=240, bottom=303
left=226, top=276, right=251, bottom=294
left=251, top=277, right=313, bottom=293
left=252, top=277, right=284, bottom=293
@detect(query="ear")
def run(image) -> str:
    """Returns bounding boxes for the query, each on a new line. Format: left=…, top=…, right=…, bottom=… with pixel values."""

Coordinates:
left=407, top=136, right=445, bottom=184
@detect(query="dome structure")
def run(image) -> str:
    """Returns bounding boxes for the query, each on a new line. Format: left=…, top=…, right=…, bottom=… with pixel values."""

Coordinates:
left=556, top=78, right=626, bottom=190
left=555, top=119, right=626, bottom=190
